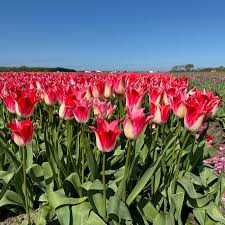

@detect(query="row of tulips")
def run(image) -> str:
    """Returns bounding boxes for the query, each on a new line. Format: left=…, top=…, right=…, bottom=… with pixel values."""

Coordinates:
left=0, top=72, right=224, bottom=225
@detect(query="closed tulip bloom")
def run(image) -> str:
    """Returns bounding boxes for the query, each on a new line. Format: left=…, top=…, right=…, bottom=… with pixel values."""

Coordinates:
left=169, top=93, right=188, bottom=119
left=73, top=99, right=92, bottom=123
left=114, top=78, right=125, bottom=95
left=104, top=82, right=113, bottom=98
left=150, top=103, right=171, bottom=124
left=90, top=118, right=122, bottom=152
left=43, top=90, right=57, bottom=106
left=6, top=118, right=34, bottom=146
left=123, top=107, right=153, bottom=140
left=59, top=94, right=76, bottom=120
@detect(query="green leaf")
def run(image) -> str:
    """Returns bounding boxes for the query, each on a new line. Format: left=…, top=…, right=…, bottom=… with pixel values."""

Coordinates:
left=178, top=175, right=203, bottom=199
left=72, top=202, right=92, bottom=225
left=82, top=133, right=98, bottom=180
left=126, top=148, right=167, bottom=206
left=0, top=136, right=20, bottom=170
left=56, top=205, right=70, bottom=225
left=193, top=208, right=206, bottom=225
left=108, top=196, right=132, bottom=221
left=27, top=164, right=46, bottom=190
left=0, top=190, right=23, bottom=208
left=153, top=212, right=175, bottom=225
left=88, top=192, right=105, bottom=218
left=42, top=162, right=54, bottom=192
left=82, top=179, right=103, bottom=191
left=87, top=211, right=107, bottom=225
left=136, top=196, right=158, bottom=222
left=135, top=133, right=145, bottom=155
left=206, top=203, right=225, bottom=224
left=171, top=191, right=185, bottom=224
left=199, top=167, right=217, bottom=187
left=47, top=189, right=87, bottom=209
left=64, top=172, right=81, bottom=195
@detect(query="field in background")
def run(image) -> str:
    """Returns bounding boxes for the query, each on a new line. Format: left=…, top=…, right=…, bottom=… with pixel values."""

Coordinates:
left=173, top=71, right=225, bottom=145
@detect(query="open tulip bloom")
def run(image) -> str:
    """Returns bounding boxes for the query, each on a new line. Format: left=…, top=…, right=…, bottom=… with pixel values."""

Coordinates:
left=6, top=118, right=34, bottom=146
left=89, top=118, right=122, bottom=152
left=123, top=107, right=153, bottom=139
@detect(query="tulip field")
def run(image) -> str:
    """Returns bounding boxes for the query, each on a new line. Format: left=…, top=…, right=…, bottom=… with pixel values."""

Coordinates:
left=0, top=71, right=225, bottom=225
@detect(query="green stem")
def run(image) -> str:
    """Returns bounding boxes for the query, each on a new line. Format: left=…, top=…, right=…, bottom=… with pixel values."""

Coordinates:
left=102, top=152, right=107, bottom=222
left=81, top=125, right=85, bottom=197
left=119, top=97, right=123, bottom=121
left=122, top=140, right=131, bottom=201
left=186, top=135, right=196, bottom=171
left=22, top=146, right=31, bottom=225
left=66, top=120, right=73, bottom=170
left=172, top=130, right=191, bottom=194
left=151, top=125, right=159, bottom=195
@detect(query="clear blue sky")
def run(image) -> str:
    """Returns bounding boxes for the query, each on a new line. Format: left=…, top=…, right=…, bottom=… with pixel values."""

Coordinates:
left=1, top=0, right=225, bottom=71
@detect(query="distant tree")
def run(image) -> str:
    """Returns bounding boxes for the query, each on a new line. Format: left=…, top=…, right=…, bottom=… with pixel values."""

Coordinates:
left=184, top=64, right=194, bottom=71
left=171, top=64, right=194, bottom=72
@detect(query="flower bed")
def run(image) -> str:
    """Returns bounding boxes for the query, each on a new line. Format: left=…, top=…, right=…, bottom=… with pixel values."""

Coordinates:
left=0, top=72, right=224, bottom=225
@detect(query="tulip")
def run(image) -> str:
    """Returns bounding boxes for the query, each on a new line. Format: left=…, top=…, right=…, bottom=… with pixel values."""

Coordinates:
left=169, top=93, right=188, bottom=119
left=73, top=99, right=92, bottom=123
left=184, top=98, right=207, bottom=132
left=148, top=89, right=162, bottom=105
left=15, top=91, right=40, bottom=117
left=114, top=78, right=125, bottom=95
left=104, top=82, right=113, bottom=98
left=89, top=118, right=122, bottom=152
left=43, top=89, right=57, bottom=106
left=123, top=107, right=153, bottom=139
left=58, top=94, right=76, bottom=120
left=150, top=103, right=171, bottom=124
left=3, top=95, right=16, bottom=113
left=125, top=87, right=145, bottom=110
left=6, top=118, right=34, bottom=146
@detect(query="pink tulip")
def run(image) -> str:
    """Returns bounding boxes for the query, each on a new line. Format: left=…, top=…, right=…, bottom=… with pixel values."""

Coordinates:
left=150, top=103, right=171, bottom=124
left=6, top=118, right=34, bottom=146
left=123, top=107, right=153, bottom=139
left=59, top=94, right=76, bottom=120
left=3, top=95, right=16, bottom=113
left=125, top=87, right=145, bottom=110
left=73, top=99, right=92, bottom=123
left=184, top=98, right=207, bottom=132
left=148, top=89, right=162, bottom=105
left=90, top=118, right=122, bottom=152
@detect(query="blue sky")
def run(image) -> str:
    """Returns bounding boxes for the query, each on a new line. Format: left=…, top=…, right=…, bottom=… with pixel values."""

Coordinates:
left=0, top=0, right=225, bottom=71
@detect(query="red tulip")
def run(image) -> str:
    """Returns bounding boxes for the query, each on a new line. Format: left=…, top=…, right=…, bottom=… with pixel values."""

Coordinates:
left=184, top=97, right=207, bottom=132
left=59, top=94, right=76, bottom=120
left=148, top=89, right=162, bottom=105
left=6, top=118, right=34, bottom=146
left=123, top=107, right=153, bottom=139
left=15, top=90, right=40, bottom=117
left=90, top=118, right=122, bottom=152
left=150, top=103, right=171, bottom=124
left=43, top=88, right=57, bottom=106
left=3, top=95, right=16, bottom=113
left=125, top=87, right=145, bottom=110
left=73, top=99, right=92, bottom=123
left=169, top=93, right=188, bottom=119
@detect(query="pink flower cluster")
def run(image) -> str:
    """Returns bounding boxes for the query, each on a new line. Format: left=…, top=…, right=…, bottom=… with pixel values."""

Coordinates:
left=203, top=146, right=225, bottom=174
